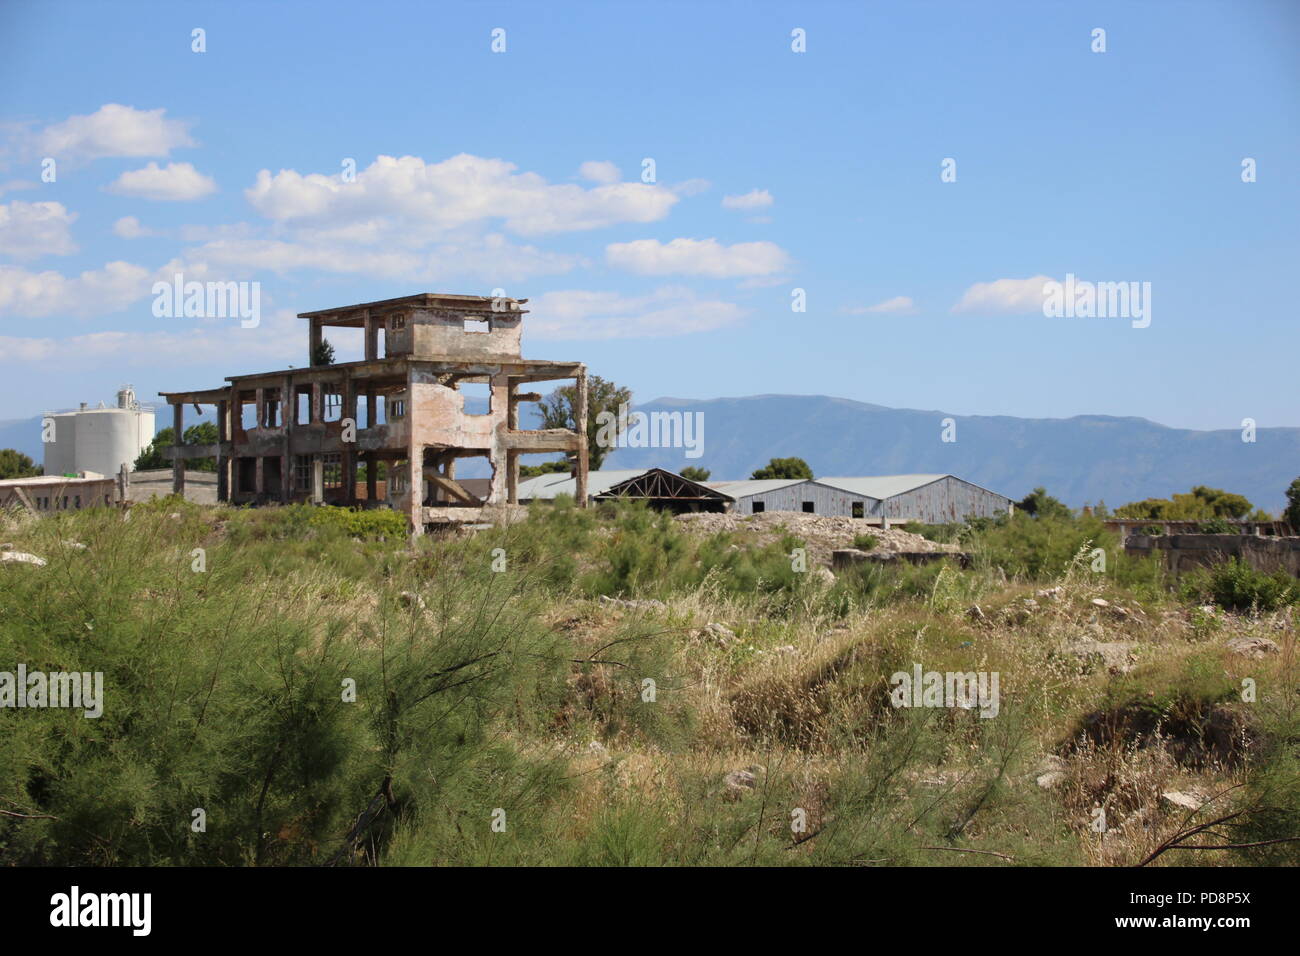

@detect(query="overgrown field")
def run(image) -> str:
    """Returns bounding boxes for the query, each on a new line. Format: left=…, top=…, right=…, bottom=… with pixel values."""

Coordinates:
left=1, top=498, right=1296, bottom=866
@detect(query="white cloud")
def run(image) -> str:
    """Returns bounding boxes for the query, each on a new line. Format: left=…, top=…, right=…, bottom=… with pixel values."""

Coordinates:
left=0, top=201, right=78, bottom=258
left=34, top=104, right=195, bottom=162
left=846, top=295, right=915, bottom=315
left=605, top=237, right=790, bottom=278
left=0, top=260, right=155, bottom=317
left=578, top=160, right=621, bottom=185
left=189, top=233, right=583, bottom=283
left=736, top=275, right=788, bottom=289
left=670, top=178, right=711, bottom=197
left=108, top=161, right=217, bottom=201
left=527, top=287, right=745, bottom=340
left=0, top=180, right=39, bottom=198
left=721, top=189, right=773, bottom=211
left=245, top=153, right=679, bottom=236
left=189, top=239, right=420, bottom=278
left=177, top=222, right=255, bottom=242
left=952, top=276, right=1054, bottom=314
left=0, top=308, right=303, bottom=367
left=113, top=215, right=152, bottom=239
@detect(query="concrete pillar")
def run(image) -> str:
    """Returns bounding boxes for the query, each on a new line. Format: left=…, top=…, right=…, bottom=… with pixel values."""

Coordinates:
left=408, top=445, right=424, bottom=535
left=312, top=456, right=324, bottom=504
left=281, top=377, right=294, bottom=503
left=309, top=318, right=323, bottom=367
left=255, top=388, right=266, bottom=430
left=171, top=403, right=185, bottom=496
left=216, top=399, right=229, bottom=503
left=366, top=454, right=378, bottom=503
left=506, top=449, right=518, bottom=504
left=343, top=373, right=357, bottom=506
left=505, top=377, right=519, bottom=505
left=574, top=369, right=589, bottom=507
left=363, top=310, right=377, bottom=361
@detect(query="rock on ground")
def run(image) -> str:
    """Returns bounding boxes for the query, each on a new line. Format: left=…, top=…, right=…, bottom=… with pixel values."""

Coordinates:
left=1226, top=635, right=1279, bottom=659
left=1162, top=789, right=1211, bottom=812
left=1062, top=638, right=1138, bottom=674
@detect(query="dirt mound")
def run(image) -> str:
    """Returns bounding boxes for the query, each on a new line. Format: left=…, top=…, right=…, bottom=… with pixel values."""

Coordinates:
left=1066, top=701, right=1255, bottom=770
left=674, top=511, right=959, bottom=567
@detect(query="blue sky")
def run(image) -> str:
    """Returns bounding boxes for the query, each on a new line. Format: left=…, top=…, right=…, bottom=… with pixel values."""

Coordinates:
left=1, top=0, right=1297, bottom=430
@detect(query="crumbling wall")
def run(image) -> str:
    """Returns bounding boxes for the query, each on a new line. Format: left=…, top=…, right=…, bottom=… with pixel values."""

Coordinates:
left=408, top=308, right=523, bottom=360
left=1125, top=534, right=1300, bottom=576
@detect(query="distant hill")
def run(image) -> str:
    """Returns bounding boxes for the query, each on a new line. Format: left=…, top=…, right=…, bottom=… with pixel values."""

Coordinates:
left=597, top=395, right=1300, bottom=513
left=5, top=395, right=1296, bottom=511
left=0, top=417, right=47, bottom=465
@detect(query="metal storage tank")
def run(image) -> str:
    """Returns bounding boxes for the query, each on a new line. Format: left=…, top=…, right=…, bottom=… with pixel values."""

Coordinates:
left=43, top=386, right=156, bottom=478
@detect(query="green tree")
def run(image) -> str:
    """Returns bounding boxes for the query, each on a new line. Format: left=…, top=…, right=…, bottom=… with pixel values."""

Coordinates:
left=0, top=448, right=41, bottom=479
left=134, top=423, right=219, bottom=472
left=312, top=337, right=335, bottom=367
left=750, top=457, right=812, bottom=480
left=537, top=375, right=631, bottom=471
left=1115, top=485, right=1255, bottom=521
left=1285, top=478, right=1300, bottom=530
left=679, top=466, right=711, bottom=482
left=1185, top=485, right=1253, bottom=519
left=519, top=459, right=571, bottom=479
left=1016, top=487, right=1072, bottom=519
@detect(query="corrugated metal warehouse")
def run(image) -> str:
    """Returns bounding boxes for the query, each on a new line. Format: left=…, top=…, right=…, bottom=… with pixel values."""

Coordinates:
left=703, top=478, right=807, bottom=515
left=517, top=469, right=1013, bottom=524
left=813, top=475, right=1013, bottom=523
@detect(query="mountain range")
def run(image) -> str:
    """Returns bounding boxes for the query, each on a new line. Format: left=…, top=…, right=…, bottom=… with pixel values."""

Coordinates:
left=598, top=395, right=1300, bottom=513
left=4, top=394, right=1296, bottom=511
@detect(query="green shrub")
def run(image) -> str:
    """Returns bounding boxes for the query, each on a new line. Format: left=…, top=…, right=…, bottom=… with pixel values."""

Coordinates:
left=309, top=505, right=409, bottom=540
left=0, top=505, right=569, bottom=865
left=965, top=512, right=1118, bottom=581
left=901, top=522, right=963, bottom=544
left=852, top=533, right=879, bottom=551
left=1182, top=558, right=1300, bottom=613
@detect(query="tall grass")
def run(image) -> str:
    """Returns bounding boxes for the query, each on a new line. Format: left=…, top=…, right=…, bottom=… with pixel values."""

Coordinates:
left=1, top=499, right=1294, bottom=866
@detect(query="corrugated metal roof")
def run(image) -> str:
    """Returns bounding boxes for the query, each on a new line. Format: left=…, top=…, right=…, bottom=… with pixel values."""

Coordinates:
left=704, top=477, right=809, bottom=497
left=814, top=475, right=949, bottom=498
left=518, top=471, right=1014, bottom=505
left=515, top=469, right=646, bottom=500
left=816, top=474, right=1013, bottom=502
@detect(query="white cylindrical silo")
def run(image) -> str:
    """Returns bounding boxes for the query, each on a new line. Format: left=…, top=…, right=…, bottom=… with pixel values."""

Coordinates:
left=42, top=388, right=157, bottom=477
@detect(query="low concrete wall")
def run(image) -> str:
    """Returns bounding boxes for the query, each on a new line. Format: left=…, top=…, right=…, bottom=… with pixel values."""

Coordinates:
left=1125, top=534, right=1300, bottom=576
left=129, top=469, right=219, bottom=505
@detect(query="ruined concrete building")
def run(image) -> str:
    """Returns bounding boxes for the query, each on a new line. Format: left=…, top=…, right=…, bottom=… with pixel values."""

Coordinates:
left=159, top=293, right=589, bottom=533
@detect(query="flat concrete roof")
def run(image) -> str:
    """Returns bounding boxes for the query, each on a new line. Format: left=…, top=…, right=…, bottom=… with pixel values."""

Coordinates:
left=298, top=292, right=529, bottom=324
left=0, top=473, right=110, bottom=486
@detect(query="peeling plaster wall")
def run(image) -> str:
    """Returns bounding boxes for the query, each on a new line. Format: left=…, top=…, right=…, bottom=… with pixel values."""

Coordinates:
left=407, top=366, right=515, bottom=513
left=406, top=308, right=522, bottom=360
